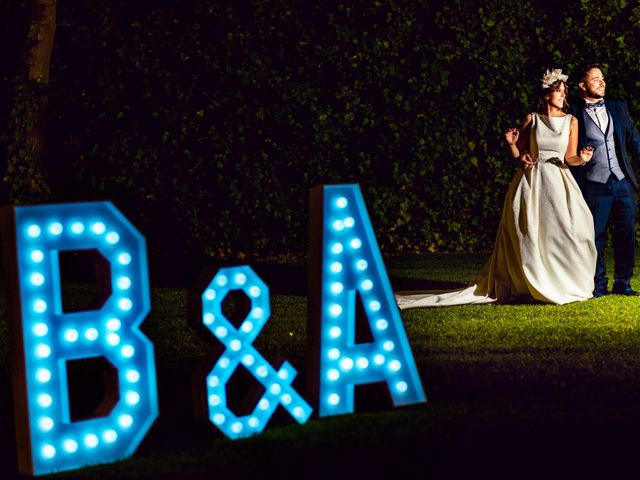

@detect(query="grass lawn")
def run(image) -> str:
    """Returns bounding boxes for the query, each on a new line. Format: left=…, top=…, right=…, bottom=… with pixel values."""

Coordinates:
left=2, top=251, right=640, bottom=478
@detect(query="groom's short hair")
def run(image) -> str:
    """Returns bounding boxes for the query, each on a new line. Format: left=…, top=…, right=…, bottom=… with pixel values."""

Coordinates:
left=576, top=63, right=602, bottom=82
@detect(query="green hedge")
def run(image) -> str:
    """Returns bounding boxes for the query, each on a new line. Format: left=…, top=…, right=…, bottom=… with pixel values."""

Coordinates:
left=3, top=0, right=640, bottom=260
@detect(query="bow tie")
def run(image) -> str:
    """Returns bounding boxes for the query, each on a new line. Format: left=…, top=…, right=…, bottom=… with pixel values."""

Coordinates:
left=587, top=100, right=605, bottom=109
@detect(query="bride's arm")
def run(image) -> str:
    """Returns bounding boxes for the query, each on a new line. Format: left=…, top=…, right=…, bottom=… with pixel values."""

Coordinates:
left=564, top=116, right=593, bottom=166
left=505, top=114, right=535, bottom=168
left=504, top=114, right=532, bottom=159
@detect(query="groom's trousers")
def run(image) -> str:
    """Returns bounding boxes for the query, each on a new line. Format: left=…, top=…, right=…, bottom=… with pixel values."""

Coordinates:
left=582, top=175, right=636, bottom=291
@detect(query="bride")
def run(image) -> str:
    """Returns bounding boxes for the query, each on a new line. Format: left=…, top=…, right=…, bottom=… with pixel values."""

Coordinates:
left=397, top=69, right=597, bottom=309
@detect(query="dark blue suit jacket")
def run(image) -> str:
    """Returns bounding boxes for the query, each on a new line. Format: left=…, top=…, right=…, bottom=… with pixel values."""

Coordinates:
left=570, top=98, right=640, bottom=191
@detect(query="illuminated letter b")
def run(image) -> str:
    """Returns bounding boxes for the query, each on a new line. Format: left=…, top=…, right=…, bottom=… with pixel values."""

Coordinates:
left=1, top=202, right=158, bottom=476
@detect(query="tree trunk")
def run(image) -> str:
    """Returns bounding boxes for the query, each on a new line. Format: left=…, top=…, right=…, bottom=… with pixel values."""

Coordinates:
left=24, top=0, right=56, bottom=197
left=27, top=0, right=56, bottom=83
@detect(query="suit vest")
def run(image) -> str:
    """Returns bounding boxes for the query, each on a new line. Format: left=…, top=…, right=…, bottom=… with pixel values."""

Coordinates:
left=583, top=108, right=624, bottom=183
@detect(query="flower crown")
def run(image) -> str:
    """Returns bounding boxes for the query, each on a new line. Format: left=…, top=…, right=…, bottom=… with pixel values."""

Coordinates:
left=541, top=68, right=568, bottom=89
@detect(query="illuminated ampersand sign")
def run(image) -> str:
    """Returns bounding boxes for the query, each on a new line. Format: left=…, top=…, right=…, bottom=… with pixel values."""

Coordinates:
left=1, top=202, right=158, bottom=476
left=201, top=266, right=312, bottom=439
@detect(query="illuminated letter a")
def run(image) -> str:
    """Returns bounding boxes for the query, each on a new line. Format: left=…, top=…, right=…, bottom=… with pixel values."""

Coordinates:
left=308, top=184, right=426, bottom=416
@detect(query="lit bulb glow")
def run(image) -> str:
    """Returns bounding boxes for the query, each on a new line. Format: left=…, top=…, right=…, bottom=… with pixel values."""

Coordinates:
left=33, top=299, right=47, bottom=313
left=84, top=434, right=99, bottom=448
left=38, top=394, right=53, bottom=408
left=118, top=252, right=132, bottom=265
left=329, top=327, right=342, bottom=338
left=213, top=414, right=225, bottom=425
left=33, top=322, right=48, bottom=336
left=71, top=222, right=85, bottom=234
left=28, top=225, right=42, bottom=238
left=64, top=439, right=78, bottom=453
left=119, top=415, right=133, bottom=428
left=361, top=279, right=373, bottom=290
left=35, top=368, right=51, bottom=383
left=389, top=360, right=402, bottom=372
left=242, top=354, right=255, bottom=366
left=369, top=300, right=381, bottom=312
left=106, top=232, right=120, bottom=244
left=41, top=445, right=55, bottom=459
left=84, top=328, right=99, bottom=341
left=376, top=319, right=389, bottom=330
left=248, top=286, right=261, bottom=298
left=328, top=348, right=340, bottom=360
left=331, top=243, right=344, bottom=254
left=121, top=345, right=135, bottom=358
left=38, top=417, right=54, bottom=432
left=106, top=318, right=121, bottom=330
left=125, top=391, right=140, bottom=405
left=91, top=222, right=106, bottom=234
left=118, top=298, right=133, bottom=311
left=116, top=276, right=131, bottom=290
left=339, top=357, right=354, bottom=371
left=356, top=357, right=369, bottom=369
left=35, top=344, right=51, bottom=359
left=48, top=223, right=63, bottom=235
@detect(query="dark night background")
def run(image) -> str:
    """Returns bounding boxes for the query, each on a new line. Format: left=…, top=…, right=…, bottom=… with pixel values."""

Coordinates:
left=1, top=0, right=639, bottom=277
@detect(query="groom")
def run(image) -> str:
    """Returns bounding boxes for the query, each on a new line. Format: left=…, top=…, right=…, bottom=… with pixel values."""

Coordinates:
left=570, top=63, right=640, bottom=297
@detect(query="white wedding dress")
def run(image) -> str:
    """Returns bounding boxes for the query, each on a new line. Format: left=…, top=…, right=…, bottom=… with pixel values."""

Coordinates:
left=397, top=113, right=597, bottom=308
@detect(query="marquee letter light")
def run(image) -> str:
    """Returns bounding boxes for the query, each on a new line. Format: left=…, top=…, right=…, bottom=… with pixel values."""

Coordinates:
left=0, top=202, right=158, bottom=476
left=308, top=184, right=426, bottom=416
left=196, top=265, right=312, bottom=439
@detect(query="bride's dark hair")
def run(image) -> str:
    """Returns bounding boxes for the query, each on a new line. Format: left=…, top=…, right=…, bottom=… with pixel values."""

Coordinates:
left=535, top=80, right=570, bottom=114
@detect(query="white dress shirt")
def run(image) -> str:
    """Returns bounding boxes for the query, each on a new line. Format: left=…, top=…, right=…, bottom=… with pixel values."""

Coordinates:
left=585, top=99, right=609, bottom=132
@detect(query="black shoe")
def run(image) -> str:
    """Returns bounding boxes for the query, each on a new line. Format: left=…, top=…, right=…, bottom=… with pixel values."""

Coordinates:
left=593, top=289, right=608, bottom=298
left=611, top=284, right=640, bottom=296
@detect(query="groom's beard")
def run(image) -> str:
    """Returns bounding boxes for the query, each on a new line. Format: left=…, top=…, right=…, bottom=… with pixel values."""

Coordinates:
left=585, top=86, right=604, bottom=99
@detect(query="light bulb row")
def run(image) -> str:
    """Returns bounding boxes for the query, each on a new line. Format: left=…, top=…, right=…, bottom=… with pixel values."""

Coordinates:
left=26, top=220, right=121, bottom=245
left=39, top=420, right=133, bottom=460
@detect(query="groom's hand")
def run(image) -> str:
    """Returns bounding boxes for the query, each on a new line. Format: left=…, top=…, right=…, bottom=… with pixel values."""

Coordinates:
left=519, top=151, right=535, bottom=169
